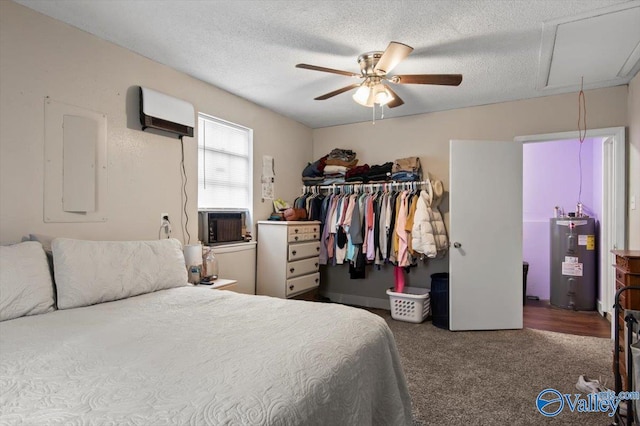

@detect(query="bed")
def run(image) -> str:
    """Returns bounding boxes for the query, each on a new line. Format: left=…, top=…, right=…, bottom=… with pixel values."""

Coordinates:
left=0, top=238, right=412, bottom=425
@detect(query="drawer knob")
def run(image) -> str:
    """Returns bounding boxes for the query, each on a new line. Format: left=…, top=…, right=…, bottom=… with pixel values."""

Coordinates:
left=295, top=229, right=299, bottom=233
left=313, top=234, right=317, bottom=239
left=315, top=263, right=318, bottom=267
left=289, top=285, right=294, bottom=290
left=292, top=250, right=297, bottom=256
left=290, top=267, right=295, bottom=273
left=316, top=246, right=320, bottom=252
left=294, top=236, right=299, bottom=241
left=315, top=278, right=319, bottom=283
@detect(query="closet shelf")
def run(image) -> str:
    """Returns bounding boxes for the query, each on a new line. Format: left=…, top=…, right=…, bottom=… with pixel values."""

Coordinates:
left=302, top=180, right=430, bottom=193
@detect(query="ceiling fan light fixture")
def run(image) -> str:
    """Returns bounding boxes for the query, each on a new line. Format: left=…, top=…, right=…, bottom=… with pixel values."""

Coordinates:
left=373, top=83, right=393, bottom=106
left=352, top=84, right=371, bottom=106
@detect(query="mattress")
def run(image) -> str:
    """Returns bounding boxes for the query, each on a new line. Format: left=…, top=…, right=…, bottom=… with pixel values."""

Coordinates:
left=0, top=287, right=411, bottom=425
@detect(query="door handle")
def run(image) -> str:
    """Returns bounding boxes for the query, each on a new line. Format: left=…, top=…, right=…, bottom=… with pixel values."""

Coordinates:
left=453, top=242, right=462, bottom=248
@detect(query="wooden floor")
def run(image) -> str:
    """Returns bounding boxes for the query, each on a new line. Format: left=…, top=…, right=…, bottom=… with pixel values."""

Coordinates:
left=523, top=299, right=611, bottom=338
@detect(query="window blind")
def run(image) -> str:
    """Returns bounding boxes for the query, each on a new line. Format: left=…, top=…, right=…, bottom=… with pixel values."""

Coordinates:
left=198, top=114, right=252, bottom=210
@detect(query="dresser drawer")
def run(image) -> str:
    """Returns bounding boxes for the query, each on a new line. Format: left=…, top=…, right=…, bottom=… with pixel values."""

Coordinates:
left=616, top=268, right=640, bottom=286
left=288, top=225, right=307, bottom=237
left=288, top=241, right=321, bottom=261
left=288, top=232, right=318, bottom=243
left=616, top=255, right=640, bottom=273
left=287, top=225, right=319, bottom=242
left=305, top=224, right=320, bottom=234
left=286, top=272, right=320, bottom=297
left=616, top=278, right=640, bottom=309
left=287, top=257, right=319, bottom=278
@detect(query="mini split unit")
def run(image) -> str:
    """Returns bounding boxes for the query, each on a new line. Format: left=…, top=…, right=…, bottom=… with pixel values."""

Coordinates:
left=139, top=87, right=195, bottom=137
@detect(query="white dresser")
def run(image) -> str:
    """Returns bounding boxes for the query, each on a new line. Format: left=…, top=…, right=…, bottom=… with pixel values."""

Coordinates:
left=256, top=220, right=321, bottom=298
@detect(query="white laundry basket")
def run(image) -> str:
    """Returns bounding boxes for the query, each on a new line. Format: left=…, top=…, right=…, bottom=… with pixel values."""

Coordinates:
left=386, top=287, right=430, bottom=323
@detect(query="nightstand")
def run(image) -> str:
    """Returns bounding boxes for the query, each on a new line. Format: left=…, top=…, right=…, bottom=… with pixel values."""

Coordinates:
left=196, top=278, right=238, bottom=291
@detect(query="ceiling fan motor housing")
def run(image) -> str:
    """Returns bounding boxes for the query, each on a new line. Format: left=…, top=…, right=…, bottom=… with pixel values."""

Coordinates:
left=357, top=51, right=384, bottom=76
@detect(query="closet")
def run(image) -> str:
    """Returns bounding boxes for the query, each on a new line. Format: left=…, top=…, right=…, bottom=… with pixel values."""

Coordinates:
left=295, top=180, right=447, bottom=274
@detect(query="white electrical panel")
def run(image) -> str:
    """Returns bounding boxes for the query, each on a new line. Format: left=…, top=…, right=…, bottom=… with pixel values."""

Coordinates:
left=44, top=98, right=108, bottom=223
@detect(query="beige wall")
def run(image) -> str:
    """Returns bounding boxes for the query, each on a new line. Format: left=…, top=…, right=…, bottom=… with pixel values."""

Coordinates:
left=312, top=85, right=628, bottom=305
left=628, top=72, right=640, bottom=249
left=0, top=1, right=312, bottom=245
left=313, top=85, right=628, bottom=182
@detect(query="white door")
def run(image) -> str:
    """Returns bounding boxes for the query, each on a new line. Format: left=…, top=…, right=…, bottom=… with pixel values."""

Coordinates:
left=449, top=140, right=523, bottom=330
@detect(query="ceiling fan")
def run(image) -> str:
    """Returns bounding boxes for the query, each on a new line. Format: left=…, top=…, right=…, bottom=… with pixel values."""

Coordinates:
left=296, top=41, right=462, bottom=108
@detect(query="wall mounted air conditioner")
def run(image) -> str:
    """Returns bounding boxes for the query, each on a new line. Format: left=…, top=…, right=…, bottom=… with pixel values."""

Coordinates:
left=139, top=87, right=195, bottom=137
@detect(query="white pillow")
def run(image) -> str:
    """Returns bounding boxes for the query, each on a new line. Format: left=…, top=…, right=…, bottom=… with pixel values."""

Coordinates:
left=0, top=241, right=56, bottom=321
left=53, top=238, right=188, bottom=310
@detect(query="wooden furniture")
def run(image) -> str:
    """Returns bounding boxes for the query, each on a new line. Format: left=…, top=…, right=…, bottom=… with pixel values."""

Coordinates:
left=612, top=250, right=640, bottom=391
left=196, top=278, right=238, bottom=291
left=256, top=221, right=321, bottom=298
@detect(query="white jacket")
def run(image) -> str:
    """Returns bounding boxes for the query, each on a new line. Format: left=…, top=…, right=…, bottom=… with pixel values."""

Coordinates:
left=411, top=186, right=448, bottom=258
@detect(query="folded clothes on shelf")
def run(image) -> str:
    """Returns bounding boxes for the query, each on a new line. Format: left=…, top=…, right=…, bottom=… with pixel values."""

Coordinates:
left=328, top=148, right=356, bottom=163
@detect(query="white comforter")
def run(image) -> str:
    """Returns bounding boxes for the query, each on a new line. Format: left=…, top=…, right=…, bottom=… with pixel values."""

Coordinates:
left=0, top=288, right=411, bottom=425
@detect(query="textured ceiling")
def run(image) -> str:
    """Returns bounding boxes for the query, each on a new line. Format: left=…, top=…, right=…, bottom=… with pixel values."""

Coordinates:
left=15, top=0, right=640, bottom=128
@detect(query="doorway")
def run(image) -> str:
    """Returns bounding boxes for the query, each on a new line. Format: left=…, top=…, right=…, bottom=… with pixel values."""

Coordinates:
left=516, top=127, right=626, bottom=334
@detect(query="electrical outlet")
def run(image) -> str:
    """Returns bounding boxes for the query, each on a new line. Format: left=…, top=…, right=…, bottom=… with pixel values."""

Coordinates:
left=160, top=213, right=169, bottom=225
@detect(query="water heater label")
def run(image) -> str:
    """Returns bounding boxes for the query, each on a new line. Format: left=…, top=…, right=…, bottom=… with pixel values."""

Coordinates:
left=562, top=262, right=583, bottom=276
left=565, top=256, right=578, bottom=264
left=578, top=235, right=596, bottom=250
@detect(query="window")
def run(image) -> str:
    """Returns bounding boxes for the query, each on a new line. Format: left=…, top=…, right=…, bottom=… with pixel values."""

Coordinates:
left=197, top=113, right=252, bottom=213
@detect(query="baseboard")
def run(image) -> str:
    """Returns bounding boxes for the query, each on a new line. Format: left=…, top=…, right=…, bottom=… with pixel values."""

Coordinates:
left=321, top=291, right=390, bottom=310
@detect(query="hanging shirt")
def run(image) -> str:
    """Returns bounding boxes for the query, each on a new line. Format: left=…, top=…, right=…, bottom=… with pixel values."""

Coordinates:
left=405, top=193, right=419, bottom=258
left=366, top=195, right=376, bottom=261
left=335, top=196, right=348, bottom=264
left=318, top=194, right=335, bottom=265
left=395, top=191, right=410, bottom=267
left=378, top=193, right=388, bottom=263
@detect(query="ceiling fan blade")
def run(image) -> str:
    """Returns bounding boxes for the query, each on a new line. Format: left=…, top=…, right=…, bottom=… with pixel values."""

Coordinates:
left=384, top=85, right=405, bottom=108
left=393, top=74, right=463, bottom=86
left=296, top=63, right=359, bottom=77
left=314, top=83, right=361, bottom=100
left=374, top=42, right=414, bottom=74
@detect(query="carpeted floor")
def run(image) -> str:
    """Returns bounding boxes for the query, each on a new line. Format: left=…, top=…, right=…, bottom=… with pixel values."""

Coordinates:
left=378, top=311, right=617, bottom=425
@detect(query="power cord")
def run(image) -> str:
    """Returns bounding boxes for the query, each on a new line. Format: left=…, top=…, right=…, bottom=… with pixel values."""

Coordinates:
left=180, top=136, right=191, bottom=244
left=577, top=77, right=586, bottom=207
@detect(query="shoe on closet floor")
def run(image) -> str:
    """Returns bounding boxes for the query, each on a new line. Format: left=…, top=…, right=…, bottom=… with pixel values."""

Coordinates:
left=617, top=401, right=629, bottom=418
left=575, top=375, right=605, bottom=394
left=575, top=376, right=628, bottom=417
